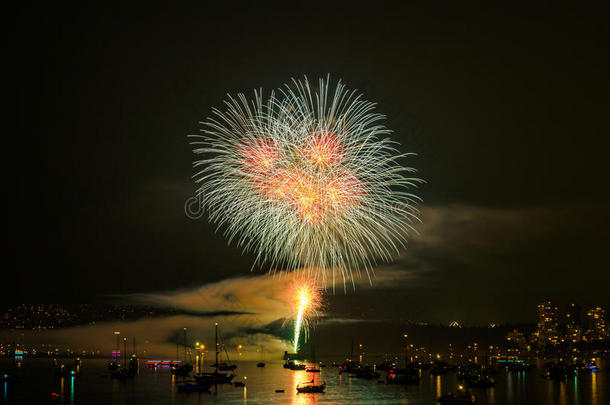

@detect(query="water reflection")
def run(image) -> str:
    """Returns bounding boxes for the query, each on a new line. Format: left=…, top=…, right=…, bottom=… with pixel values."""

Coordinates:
left=591, top=373, right=597, bottom=405
left=559, top=380, right=566, bottom=405
left=70, top=375, right=75, bottom=405
left=1, top=358, right=608, bottom=405
left=546, top=375, right=554, bottom=404
left=507, top=369, right=513, bottom=403
left=60, top=376, right=65, bottom=405
left=488, top=387, right=496, bottom=404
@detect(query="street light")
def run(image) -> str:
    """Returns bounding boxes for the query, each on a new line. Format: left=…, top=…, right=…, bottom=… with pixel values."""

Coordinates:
left=403, top=334, right=410, bottom=365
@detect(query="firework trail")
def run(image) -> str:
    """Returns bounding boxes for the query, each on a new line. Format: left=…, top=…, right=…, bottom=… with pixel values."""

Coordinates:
left=291, top=282, right=321, bottom=352
left=191, top=76, right=421, bottom=287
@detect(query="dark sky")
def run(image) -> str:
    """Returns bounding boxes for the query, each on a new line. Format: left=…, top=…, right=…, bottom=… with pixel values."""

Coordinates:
left=9, top=3, right=610, bottom=324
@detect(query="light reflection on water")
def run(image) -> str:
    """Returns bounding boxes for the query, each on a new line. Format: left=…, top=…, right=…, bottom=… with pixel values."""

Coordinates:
left=591, top=372, right=596, bottom=405
left=70, top=375, right=75, bottom=405
left=506, top=368, right=512, bottom=403
left=0, top=358, right=608, bottom=405
left=559, top=380, right=567, bottom=405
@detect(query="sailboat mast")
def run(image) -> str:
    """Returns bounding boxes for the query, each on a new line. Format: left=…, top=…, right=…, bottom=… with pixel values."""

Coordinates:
left=215, top=323, right=219, bottom=373
left=123, top=338, right=127, bottom=369
left=183, top=328, right=187, bottom=363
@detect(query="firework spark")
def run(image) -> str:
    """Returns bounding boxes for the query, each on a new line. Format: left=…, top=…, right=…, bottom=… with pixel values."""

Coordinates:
left=191, top=77, right=421, bottom=286
left=291, top=282, right=321, bottom=352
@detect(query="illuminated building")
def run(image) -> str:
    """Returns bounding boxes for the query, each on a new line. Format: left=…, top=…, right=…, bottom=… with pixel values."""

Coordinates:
left=565, top=303, right=583, bottom=343
left=586, top=306, right=608, bottom=341
left=536, top=299, right=560, bottom=348
left=506, top=329, right=528, bottom=349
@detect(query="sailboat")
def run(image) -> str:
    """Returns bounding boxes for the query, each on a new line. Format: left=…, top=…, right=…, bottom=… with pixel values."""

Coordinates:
left=213, top=338, right=237, bottom=371
left=111, top=338, right=135, bottom=379
left=170, top=328, right=194, bottom=377
left=194, top=323, right=235, bottom=384
left=257, top=345, right=265, bottom=368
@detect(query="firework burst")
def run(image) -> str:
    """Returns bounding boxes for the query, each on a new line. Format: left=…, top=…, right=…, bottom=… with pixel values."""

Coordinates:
left=291, top=281, right=322, bottom=352
left=191, top=77, right=421, bottom=287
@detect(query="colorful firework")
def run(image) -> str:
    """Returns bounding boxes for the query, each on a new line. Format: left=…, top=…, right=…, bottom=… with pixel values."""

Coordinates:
left=191, top=77, right=421, bottom=286
left=291, top=281, right=322, bottom=352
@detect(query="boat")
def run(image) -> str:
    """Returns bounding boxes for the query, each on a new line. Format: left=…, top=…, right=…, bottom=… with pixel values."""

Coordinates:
left=110, top=338, right=135, bottom=379
left=256, top=345, right=266, bottom=367
left=355, top=366, right=380, bottom=379
left=195, top=371, right=234, bottom=384
left=466, top=374, right=495, bottom=388
left=290, top=363, right=307, bottom=370
left=386, top=368, right=420, bottom=384
left=306, top=367, right=321, bottom=373
left=296, top=380, right=326, bottom=393
left=339, top=341, right=362, bottom=374
left=339, top=360, right=362, bottom=373
left=431, top=361, right=455, bottom=375
left=213, top=362, right=237, bottom=371
left=177, top=381, right=211, bottom=392
left=290, top=363, right=306, bottom=370
left=284, top=361, right=306, bottom=370
left=194, top=323, right=235, bottom=385
left=209, top=334, right=237, bottom=371
left=171, top=328, right=194, bottom=376
left=170, top=363, right=194, bottom=377
left=438, top=386, right=477, bottom=404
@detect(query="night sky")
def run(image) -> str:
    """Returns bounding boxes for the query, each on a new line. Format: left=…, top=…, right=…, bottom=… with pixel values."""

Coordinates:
left=10, top=3, right=610, bottom=324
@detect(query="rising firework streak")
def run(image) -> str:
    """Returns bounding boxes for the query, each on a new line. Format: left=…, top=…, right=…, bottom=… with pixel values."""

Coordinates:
left=292, top=283, right=321, bottom=352
left=191, top=76, right=421, bottom=287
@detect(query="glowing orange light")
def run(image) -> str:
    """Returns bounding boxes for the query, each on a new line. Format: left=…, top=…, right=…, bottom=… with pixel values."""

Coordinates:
left=304, top=131, right=343, bottom=166
left=239, top=130, right=364, bottom=225
left=239, top=138, right=278, bottom=174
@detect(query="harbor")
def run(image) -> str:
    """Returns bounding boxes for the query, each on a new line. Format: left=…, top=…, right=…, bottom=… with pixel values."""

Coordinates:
left=1, top=356, right=607, bottom=404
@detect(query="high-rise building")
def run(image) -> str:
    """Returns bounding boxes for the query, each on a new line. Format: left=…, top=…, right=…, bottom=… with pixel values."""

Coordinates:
left=506, top=328, right=528, bottom=349
left=586, top=306, right=608, bottom=341
left=536, top=299, right=560, bottom=348
left=565, top=303, right=583, bottom=343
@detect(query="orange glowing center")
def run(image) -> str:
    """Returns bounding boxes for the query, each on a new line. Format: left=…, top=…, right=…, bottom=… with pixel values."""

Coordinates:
left=239, top=131, right=362, bottom=223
